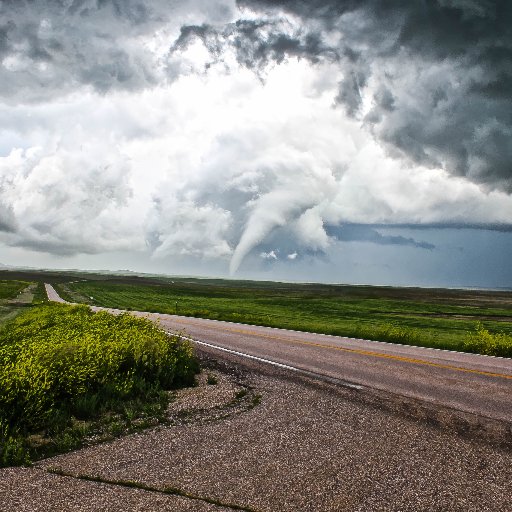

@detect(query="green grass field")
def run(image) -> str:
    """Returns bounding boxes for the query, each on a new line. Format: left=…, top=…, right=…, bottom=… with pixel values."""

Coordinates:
left=56, top=277, right=512, bottom=355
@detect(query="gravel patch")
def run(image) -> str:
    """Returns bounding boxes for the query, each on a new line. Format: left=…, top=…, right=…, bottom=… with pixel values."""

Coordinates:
left=164, top=363, right=261, bottom=429
left=167, top=366, right=254, bottom=425
left=168, top=369, right=240, bottom=413
left=35, top=353, right=512, bottom=512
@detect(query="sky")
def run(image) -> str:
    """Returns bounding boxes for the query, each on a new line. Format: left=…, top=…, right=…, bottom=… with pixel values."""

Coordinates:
left=0, top=0, right=511, bottom=288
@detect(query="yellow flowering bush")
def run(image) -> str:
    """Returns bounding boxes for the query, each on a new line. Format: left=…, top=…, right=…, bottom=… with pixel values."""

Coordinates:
left=0, top=303, right=197, bottom=448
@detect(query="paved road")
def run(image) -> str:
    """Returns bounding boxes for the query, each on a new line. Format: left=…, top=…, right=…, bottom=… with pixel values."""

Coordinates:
left=45, top=283, right=67, bottom=303
left=45, top=284, right=512, bottom=423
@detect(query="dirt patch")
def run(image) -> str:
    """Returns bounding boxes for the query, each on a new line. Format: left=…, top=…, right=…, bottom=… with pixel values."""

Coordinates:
left=167, top=357, right=262, bottom=426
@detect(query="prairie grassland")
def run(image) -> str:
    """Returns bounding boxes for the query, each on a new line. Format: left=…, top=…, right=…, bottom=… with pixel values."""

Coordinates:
left=58, top=278, right=512, bottom=355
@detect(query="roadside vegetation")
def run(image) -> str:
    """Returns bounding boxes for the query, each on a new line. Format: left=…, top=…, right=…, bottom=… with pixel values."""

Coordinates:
left=55, top=278, right=512, bottom=356
left=463, top=323, right=512, bottom=357
left=0, top=279, right=34, bottom=326
left=0, top=299, right=198, bottom=467
left=32, top=281, right=50, bottom=304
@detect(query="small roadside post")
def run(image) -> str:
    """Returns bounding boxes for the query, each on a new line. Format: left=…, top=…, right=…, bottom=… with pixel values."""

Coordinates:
left=175, top=301, right=178, bottom=315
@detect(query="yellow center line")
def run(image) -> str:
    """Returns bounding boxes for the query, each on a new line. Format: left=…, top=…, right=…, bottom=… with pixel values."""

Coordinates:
left=168, top=317, right=512, bottom=381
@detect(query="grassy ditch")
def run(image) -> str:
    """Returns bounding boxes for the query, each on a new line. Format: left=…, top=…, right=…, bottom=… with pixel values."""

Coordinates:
left=56, top=279, right=512, bottom=356
left=0, top=302, right=198, bottom=467
left=32, top=281, right=49, bottom=304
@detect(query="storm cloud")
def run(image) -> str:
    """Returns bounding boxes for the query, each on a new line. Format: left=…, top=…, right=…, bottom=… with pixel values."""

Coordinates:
left=325, top=224, right=436, bottom=250
left=0, top=0, right=235, bottom=101
left=176, top=0, right=512, bottom=191
left=0, top=0, right=511, bottom=283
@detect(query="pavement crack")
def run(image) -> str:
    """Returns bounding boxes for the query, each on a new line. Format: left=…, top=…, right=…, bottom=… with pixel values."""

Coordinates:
left=44, top=468, right=260, bottom=512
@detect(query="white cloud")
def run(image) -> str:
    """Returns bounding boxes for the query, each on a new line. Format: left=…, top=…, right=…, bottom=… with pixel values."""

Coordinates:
left=0, top=143, right=141, bottom=255
left=148, top=197, right=233, bottom=260
left=260, top=250, right=278, bottom=260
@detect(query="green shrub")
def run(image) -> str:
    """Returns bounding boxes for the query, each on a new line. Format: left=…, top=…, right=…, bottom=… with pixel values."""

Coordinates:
left=206, top=373, right=218, bottom=385
left=0, top=303, right=198, bottom=465
left=352, top=322, right=421, bottom=346
left=463, top=323, right=512, bottom=357
left=0, top=420, right=30, bottom=467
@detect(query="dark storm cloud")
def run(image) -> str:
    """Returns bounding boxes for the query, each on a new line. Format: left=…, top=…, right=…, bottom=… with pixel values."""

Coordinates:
left=325, top=224, right=435, bottom=250
left=0, top=0, right=165, bottom=101
left=0, top=0, right=235, bottom=102
left=368, top=222, right=512, bottom=233
left=12, top=236, right=98, bottom=257
left=5, top=0, right=509, bottom=191
left=172, top=17, right=337, bottom=74
left=185, top=0, right=510, bottom=192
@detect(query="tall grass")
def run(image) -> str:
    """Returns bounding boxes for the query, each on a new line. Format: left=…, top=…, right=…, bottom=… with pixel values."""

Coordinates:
left=0, top=303, right=198, bottom=466
left=31, top=281, right=49, bottom=304
left=463, top=323, right=512, bottom=357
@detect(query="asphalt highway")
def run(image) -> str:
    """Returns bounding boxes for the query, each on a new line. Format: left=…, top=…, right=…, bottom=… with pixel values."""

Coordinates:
left=45, top=284, right=512, bottom=423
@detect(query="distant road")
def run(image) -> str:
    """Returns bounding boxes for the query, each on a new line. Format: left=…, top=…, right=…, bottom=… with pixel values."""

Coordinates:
left=45, top=283, right=66, bottom=303
left=45, top=284, right=512, bottom=423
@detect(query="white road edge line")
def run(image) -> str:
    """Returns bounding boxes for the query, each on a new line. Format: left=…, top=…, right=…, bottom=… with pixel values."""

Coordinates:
left=177, top=334, right=364, bottom=391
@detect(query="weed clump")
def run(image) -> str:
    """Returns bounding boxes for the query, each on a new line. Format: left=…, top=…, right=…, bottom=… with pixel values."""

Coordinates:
left=353, top=323, right=421, bottom=346
left=463, top=323, right=512, bottom=357
left=0, top=303, right=198, bottom=466
left=206, top=373, right=218, bottom=385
